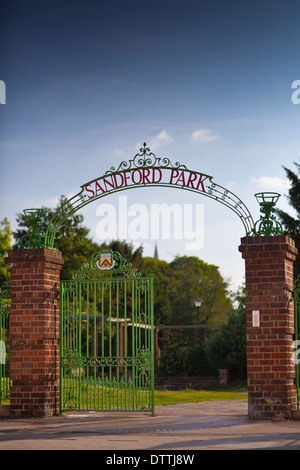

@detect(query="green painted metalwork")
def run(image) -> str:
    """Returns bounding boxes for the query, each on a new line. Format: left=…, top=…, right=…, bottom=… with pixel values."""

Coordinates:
left=43, top=143, right=255, bottom=249
left=72, top=249, right=142, bottom=280
left=0, top=280, right=11, bottom=404
left=294, top=275, right=300, bottom=409
left=60, top=250, right=154, bottom=414
left=251, top=192, right=285, bottom=236
left=21, top=208, right=47, bottom=249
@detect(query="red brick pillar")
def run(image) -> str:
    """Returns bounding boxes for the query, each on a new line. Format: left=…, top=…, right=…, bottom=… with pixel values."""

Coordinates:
left=239, top=235, right=298, bottom=420
left=7, top=248, right=64, bottom=418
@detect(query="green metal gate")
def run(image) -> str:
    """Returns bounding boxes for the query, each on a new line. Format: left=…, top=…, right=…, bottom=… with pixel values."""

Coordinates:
left=60, top=250, right=154, bottom=414
left=0, top=281, right=10, bottom=404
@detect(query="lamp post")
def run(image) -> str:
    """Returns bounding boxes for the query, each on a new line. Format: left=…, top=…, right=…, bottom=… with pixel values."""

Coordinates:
left=193, top=298, right=203, bottom=372
left=194, top=298, right=203, bottom=325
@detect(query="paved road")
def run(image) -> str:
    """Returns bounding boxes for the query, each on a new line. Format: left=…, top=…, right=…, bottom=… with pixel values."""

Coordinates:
left=1, top=400, right=300, bottom=451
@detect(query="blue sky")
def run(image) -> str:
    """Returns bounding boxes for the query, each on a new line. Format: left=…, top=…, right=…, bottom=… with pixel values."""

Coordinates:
left=0, top=0, right=299, bottom=291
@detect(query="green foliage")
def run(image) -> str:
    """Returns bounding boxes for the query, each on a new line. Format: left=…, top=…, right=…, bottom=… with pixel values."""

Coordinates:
left=158, top=330, right=218, bottom=377
left=276, top=162, right=300, bottom=278
left=0, top=218, right=12, bottom=284
left=13, top=196, right=98, bottom=279
left=168, top=256, right=232, bottom=325
left=204, top=307, right=247, bottom=380
left=141, top=255, right=233, bottom=328
left=141, top=257, right=172, bottom=325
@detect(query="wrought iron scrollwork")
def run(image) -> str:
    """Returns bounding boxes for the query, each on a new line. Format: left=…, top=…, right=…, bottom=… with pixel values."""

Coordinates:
left=251, top=192, right=285, bottom=236
left=72, top=249, right=142, bottom=280
left=295, top=275, right=300, bottom=292
left=61, top=352, right=150, bottom=369
left=205, top=182, right=254, bottom=235
left=21, top=208, right=47, bottom=249
left=0, top=280, right=10, bottom=298
left=105, top=142, right=187, bottom=175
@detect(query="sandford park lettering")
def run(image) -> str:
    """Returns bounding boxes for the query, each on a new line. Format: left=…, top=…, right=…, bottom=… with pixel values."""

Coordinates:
left=84, top=168, right=210, bottom=199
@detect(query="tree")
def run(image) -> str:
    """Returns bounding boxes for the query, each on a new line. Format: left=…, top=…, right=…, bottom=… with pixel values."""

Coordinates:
left=158, top=327, right=219, bottom=377
left=141, top=257, right=172, bottom=325
left=0, top=218, right=11, bottom=285
left=204, top=285, right=247, bottom=380
left=13, top=195, right=98, bottom=279
left=168, top=256, right=232, bottom=325
left=276, top=162, right=300, bottom=278
left=154, top=255, right=233, bottom=377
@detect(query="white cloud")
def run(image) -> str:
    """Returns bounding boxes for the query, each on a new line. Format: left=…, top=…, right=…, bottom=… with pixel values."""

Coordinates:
left=44, top=192, right=75, bottom=208
left=135, top=130, right=173, bottom=154
left=190, top=129, right=219, bottom=143
left=112, top=148, right=124, bottom=157
left=250, top=176, right=290, bottom=193
left=148, top=130, right=173, bottom=150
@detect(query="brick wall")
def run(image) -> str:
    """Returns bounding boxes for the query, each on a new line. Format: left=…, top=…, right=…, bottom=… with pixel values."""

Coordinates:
left=7, top=248, right=63, bottom=418
left=155, top=376, right=220, bottom=390
left=239, top=235, right=298, bottom=420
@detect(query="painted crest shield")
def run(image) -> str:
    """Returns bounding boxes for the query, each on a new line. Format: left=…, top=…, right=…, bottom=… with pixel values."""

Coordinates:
left=96, top=252, right=116, bottom=270
left=100, top=252, right=112, bottom=269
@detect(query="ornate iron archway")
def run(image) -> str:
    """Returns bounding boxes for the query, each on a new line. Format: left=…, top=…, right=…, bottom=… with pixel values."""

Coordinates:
left=20, top=143, right=256, bottom=249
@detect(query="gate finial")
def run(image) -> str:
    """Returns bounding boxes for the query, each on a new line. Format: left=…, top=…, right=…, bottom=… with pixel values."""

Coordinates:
left=251, top=192, right=285, bottom=236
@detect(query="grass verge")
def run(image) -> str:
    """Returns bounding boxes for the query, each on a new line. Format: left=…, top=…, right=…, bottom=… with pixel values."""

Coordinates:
left=1, top=384, right=248, bottom=408
left=154, top=389, right=248, bottom=406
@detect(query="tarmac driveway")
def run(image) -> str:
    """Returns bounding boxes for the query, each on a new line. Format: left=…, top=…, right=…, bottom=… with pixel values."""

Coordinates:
left=1, top=400, right=300, bottom=451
